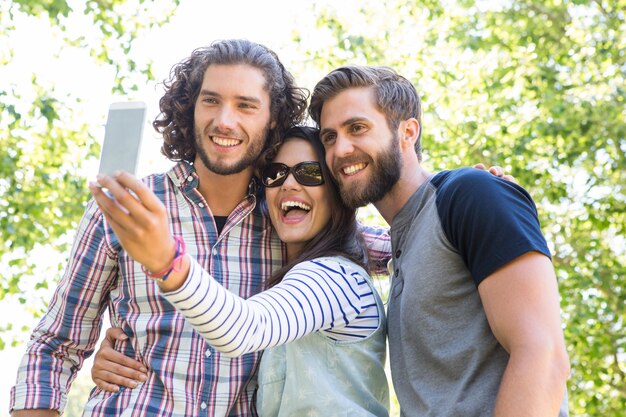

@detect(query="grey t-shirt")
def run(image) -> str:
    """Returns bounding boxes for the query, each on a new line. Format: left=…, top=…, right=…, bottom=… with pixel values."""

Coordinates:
left=387, top=168, right=567, bottom=416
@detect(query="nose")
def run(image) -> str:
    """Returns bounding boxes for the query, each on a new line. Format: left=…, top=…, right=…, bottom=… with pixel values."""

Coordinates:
left=280, top=170, right=301, bottom=190
left=332, top=134, right=355, bottom=158
left=213, top=105, right=237, bottom=132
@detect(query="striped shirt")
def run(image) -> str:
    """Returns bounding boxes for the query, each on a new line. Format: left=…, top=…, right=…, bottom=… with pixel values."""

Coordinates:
left=163, top=256, right=381, bottom=357
left=10, top=161, right=391, bottom=417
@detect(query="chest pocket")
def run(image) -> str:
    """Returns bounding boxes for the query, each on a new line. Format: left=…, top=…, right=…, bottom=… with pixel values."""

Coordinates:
left=255, top=345, right=287, bottom=416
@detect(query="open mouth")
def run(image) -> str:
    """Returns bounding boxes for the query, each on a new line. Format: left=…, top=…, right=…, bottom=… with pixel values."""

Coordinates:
left=211, top=136, right=242, bottom=147
left=341, top=162, right=367, bottom=176
left=281, top=201, right=311, bottom=217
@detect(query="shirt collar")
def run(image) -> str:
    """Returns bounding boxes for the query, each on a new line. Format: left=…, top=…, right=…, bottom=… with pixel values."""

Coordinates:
left=167, top=160, right=260, bottom=200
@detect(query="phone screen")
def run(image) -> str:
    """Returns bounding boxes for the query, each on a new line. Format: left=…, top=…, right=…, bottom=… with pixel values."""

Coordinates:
left=98, top=102, right=147, bottom=176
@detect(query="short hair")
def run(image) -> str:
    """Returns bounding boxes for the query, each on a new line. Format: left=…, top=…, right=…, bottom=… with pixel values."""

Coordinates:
left=309, top=65, right=422, bottom=160
left=153, top=39, right=309, bottom=162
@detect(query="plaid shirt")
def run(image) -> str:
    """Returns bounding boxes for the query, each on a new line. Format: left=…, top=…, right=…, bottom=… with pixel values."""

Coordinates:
left=11, top=161, right=284, bottom=416
left=10, top=161, right=391, bottom=417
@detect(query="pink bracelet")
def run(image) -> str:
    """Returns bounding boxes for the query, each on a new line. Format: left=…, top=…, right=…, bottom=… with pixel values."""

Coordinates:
left=141, top=236, right=186, bottom=282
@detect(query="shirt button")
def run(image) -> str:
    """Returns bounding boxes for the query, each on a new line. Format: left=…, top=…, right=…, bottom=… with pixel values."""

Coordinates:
left=198, top=202, right=205, bottom=208
left=187, top=175, right=193, bottom=182
left=395, top=249, right=402, bottom=258
left=205, top=349, right=212, bottom=357
left=200, top=402, right=207, bottom=410
left=212, top=249, right=218, bottom=256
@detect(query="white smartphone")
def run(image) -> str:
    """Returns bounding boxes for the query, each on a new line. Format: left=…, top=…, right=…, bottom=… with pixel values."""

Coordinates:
left=98, top=101, right=147, bottom=176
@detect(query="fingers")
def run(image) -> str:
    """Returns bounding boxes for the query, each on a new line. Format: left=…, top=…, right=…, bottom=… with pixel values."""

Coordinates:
left=90, top=174, right=143, bottom=220
left=113, top=171, right=163, bottom=212
left=488, top=166, right=505, bottom=177
left=487, top=166, right=517, bottom=183
left=95, top=171, right=162, bottom=216
left=89, top=174, right=176, bottom=271
left=89, top=181, right=133, bottom=230
left=92, top=327, right=149, bottom=392
left=106, top=326, right=129, bottom=343
left=93, top=375, right=122, bottom=393
left=92, top=360, right=147, bottom=392
left=96, top=345, right=148, bottom=374
left=89, top=172, right=167, bottom=230
left=473, top=164, right=516, bottom=183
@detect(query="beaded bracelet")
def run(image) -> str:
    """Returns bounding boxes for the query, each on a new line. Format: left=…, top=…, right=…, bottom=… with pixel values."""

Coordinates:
left=141, top=236, right=187, bottom=283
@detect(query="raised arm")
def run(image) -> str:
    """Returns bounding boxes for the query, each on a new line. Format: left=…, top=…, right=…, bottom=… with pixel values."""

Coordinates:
left=90, top=172, right=378, bottom=358
left=162, top=257, right=373, bottom=357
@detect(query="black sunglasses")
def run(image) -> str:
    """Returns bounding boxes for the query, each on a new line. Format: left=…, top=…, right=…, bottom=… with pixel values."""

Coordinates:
left=261, top=161, right=325, bottom=188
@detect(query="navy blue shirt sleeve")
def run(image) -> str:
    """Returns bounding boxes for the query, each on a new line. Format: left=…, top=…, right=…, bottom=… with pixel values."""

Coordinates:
left=432, top=168, right=551, bottom=286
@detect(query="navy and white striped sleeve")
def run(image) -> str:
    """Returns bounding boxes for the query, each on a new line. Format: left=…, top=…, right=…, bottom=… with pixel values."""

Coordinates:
left=161, top=257, right=367, bottom=357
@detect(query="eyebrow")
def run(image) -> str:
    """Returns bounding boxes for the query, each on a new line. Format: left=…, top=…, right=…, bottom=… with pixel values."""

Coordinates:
left=320, top=117, right=370, bottom=137
left=198, top=89, right=262, bottom=104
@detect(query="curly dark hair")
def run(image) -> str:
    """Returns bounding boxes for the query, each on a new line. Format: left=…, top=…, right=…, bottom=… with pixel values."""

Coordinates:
left=153, top=39, right=309, bottom=162
left=262, top=126, right=369, bottom=287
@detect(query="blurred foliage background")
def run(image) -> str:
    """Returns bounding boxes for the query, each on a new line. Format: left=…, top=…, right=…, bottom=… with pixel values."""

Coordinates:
left=1, top=0, right=624, bottom=416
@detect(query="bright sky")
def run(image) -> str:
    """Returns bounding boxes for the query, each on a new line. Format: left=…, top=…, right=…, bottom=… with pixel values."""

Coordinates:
left=0, top=0, right=348, bottom=413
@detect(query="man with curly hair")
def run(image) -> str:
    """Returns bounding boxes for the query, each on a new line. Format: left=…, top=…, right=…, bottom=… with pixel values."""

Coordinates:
left=10, top=39, right=311, bottom=417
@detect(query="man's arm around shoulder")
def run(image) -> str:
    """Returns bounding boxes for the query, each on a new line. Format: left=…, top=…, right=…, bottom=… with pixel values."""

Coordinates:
left=479, top=252, right=570, bottom=417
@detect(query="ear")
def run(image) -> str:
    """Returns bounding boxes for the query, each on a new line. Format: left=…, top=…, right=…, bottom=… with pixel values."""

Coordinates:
left=399, top=118, right=420, bottom=151
left=270, top=119, right=277, bottom=130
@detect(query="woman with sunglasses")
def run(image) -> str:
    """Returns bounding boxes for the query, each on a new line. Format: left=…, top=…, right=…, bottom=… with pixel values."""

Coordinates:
left=91, top=126, right=389, bottom=416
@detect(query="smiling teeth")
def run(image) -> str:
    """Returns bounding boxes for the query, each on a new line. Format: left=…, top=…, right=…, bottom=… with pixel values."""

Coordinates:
left=212, top=137, right=240, bottom=147
left=281, top=201, right=311, bottom=211
left=342, top=163, right=366, bottom=175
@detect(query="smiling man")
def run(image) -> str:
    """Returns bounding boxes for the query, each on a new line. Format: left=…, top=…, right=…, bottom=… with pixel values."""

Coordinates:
left=193, top=64, right=272, bottom=176
left=309, top=66, right=570, bottom=417
left=10, top=39, right=309, bottom=417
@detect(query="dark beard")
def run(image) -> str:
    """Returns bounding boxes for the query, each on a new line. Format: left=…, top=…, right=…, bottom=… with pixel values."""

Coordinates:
left=194, top=123, right=270, bottom=175
left=338, top=132, right=402, bottom=209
